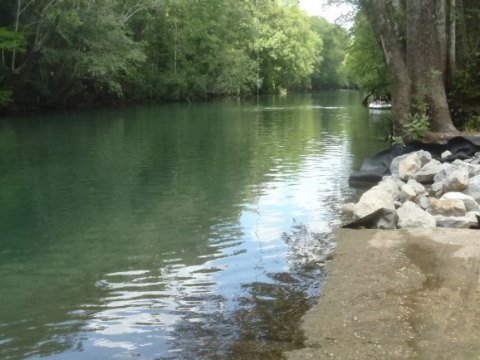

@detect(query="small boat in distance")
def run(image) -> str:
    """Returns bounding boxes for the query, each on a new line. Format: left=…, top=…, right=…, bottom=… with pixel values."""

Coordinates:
left=368, top=100, right=392, bottom=110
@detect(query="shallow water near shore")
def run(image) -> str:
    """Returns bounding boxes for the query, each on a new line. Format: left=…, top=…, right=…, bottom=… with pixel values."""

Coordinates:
left=0, top=92, right=388, bottom=359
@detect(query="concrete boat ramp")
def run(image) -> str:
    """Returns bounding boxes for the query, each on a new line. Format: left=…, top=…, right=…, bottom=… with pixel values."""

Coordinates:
left=285, top=228, right=480, bottom=359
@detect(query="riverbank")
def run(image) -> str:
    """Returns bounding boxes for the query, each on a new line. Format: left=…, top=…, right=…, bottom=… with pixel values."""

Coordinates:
left=285, top=228, right=480, bottom=359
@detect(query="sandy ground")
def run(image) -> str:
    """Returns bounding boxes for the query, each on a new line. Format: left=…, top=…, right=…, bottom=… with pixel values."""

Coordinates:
left=285, top=228, right=480, bottom=360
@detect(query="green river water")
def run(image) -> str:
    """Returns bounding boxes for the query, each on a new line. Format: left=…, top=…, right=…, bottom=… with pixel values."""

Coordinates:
left=0, top=92, right=389, bottom=359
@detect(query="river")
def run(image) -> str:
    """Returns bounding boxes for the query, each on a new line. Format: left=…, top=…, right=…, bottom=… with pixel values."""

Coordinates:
left=0, top=92, right=389, bottom=359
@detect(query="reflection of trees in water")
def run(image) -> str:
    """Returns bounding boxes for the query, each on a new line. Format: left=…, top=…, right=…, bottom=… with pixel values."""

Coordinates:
left=168, top=222, right=332, bottom=360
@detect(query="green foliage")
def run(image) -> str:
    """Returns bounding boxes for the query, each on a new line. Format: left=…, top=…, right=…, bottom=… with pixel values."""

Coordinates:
left=0, top=90, right=12, bottom=108
left=462, top=114, right=480, bottom=132
left=0, top=0, right=153, bottom=107
left=310, top=17, right=349, bottom=90
left=404, top=112, right=430, bottom=141
left=0, top=0, right=346, bottom=110
left=404, top=83, right=430, bottom=141
left=453, top=5, right=480, bottom=99
left=411, top=82, right=429, bottom=114
left=139, top=0, right=259, bottom=100
left=343, top=12, right=389, bottom=94
left=254, top=1, right=322, bottom=93
left=43, top=3, right=146, bottom=100
left=0, top=28, right=25, bottom=51
left=0, top=28, right=25, bottom=109
left=449, top=3, right=480, bottom=130
left=390, top=135, right=405, bottom=147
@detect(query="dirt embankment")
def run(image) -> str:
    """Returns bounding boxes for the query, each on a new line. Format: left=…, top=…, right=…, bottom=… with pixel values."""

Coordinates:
left=285, top=228, right=480, bottom=360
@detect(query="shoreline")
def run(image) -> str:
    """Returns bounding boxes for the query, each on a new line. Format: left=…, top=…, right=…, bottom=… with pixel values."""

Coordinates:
left=285, top=228, right=480, bottom=359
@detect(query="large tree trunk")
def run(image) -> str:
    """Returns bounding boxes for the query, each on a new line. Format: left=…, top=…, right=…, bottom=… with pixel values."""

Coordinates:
left=447, top=0, right=456, bottom=88
left=359, top=0, right=411, bottom=136
left=360, top=0, right=458, bottom=136
left=407, top=0, right=457, bottom=132
left=456, top=0, right=467, bottom=66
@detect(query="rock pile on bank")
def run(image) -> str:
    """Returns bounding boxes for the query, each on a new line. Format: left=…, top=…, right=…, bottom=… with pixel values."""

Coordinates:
left=344, top=150, right=480, bottom=229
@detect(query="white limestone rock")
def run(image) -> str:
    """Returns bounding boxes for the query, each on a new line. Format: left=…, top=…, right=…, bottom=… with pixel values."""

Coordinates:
left=452, top=159, right=477, bottom=177
left=441, top=150, right=452, bottom=159
left=467, top=211, right=480, bottom=226
left=353, top=185, right=396, bottom=219
left=443, top=168, right=470, bottom=192
left=431, top=182, right=445, bottom=197
left=377, top=178, right=401, bottom=201
left=471, top=165, right=480, bottom=176
left=400, top=183, right=416, bottom=202
left=428, top=198, right=467, bottom=217
left=413, top=159, right=445, bottom=184
left=464, top=174, right=480, bottom=202
left=394, top=200, right=403, bottom=209
left=398, top=154, right=422, bottom=181
left=432, top=167, right=469, bottom=194
left=390, top=150, right=432, bottom=176
left=440, top=192, right=480, bottom=212
left=407, top=179, right=426, bottom=195
left=415, top=195, right=431, bottom=210
left=434, top=215, right=471, bottom=228
left=397, top=201, right=436, bottom=228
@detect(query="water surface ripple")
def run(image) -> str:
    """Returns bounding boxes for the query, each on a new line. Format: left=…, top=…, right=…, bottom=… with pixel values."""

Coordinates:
left=0, top=92, right=389, bottom=359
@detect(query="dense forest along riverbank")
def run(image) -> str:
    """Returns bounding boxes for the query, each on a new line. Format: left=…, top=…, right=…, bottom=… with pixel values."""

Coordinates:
left=0, top=92, right=387, bottom=359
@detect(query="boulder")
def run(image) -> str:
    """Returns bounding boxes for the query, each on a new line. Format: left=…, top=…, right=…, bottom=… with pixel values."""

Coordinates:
left=443, top=169, right=470, bottom=192
left=377, top=178, right=401, bottom=200
left=353, top=185, right=396, bottom=218
left=413, top=159, right=445, bottom=184
left=390, top=150, right=432, bottom=176
left=407, top=179, right=426, bottom=195
left=343, top=208, right=398, bottom=230
left=433, top=163, right=454, bottom=184
left=466, top=211, right=480, bottom=228
left=430, top=182, right=445, bottom=197
left=428, top=198, right=467, bottom=217
left=472, top=165, right=480, bottom=176
left=441, top=150, right=452, bottom=159
left=415, top=195, right=430, bottom=210
left=452, top=159, right=476, bottom=177
left=417, top=150, right=433, bottom=166
left=399, top=183, right=416, bottom=202
left=398, top=154, right=422, bottom=181
left=348, top=147, right=480, bottom=230
left=434, top=215, right=471, bottom=228
left=393, top=178, right=407, bottom=191
left=397, top=201, right=436, bottom=228
left=440, top=192, right=480, bottom=212
left=464, top=174, right=480, bottom=202
left=472, top=154, right=480, bottom=165
left=433, top=167, right=469, bottom=193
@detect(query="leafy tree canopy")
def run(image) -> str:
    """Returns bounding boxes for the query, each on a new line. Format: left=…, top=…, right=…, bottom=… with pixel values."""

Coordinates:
left=0, top=0, right=349, bottom=111
left=343, top=12, right=389, bottom=97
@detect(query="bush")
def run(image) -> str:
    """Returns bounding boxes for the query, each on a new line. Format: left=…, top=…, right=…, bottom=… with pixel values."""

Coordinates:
left=0, top=90, right=12, bottom=109
left=405, top=112, right=430, bottom=141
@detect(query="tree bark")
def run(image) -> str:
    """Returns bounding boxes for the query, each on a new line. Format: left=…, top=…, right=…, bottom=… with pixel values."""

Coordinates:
left=447, top=0, right=456, bottom=89
left=435, top=0, right=448, bottom=86
left=359, top=0, right=411, bottom=136
left=406, top=0, right=457, bottom=132
left=360, top=0, right=458, bottom=135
